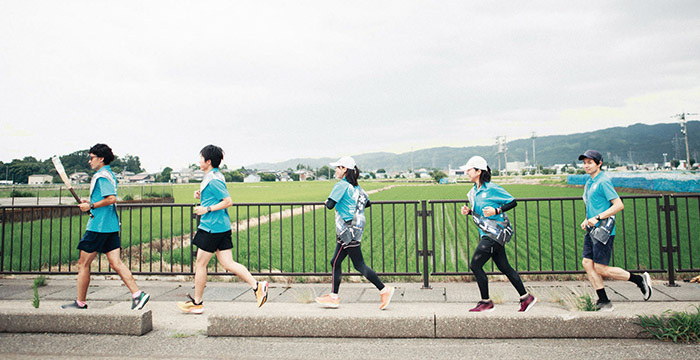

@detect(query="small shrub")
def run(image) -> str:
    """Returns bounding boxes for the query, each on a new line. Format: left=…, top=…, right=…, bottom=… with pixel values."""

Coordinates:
left=577, top=294, right=597, bottom=311
left=122, top=194, right=134, bottom=201
left=144, top=192, right=173, bottom=199
left=32, top=283, right=40, bottom=309
left=33, top=275, right=46, bottom=287
left=635, top=306, right=700, bottom=343
left=11, top=190, right=34, bottom=197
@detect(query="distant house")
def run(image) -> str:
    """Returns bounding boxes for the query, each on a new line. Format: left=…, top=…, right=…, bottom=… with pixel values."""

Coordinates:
left=294, top=170, right=315, bottom=181
left=129, top=173, right=155, bottom=183
left=448, top=165, right=466, bottom=177
left=28, top=174, right=53, bottom=184
left=70, top=172, right=89, bottom=183
left=116, top=171, right=135, bottom=182
left=244, top=174, right=261, bottom=183
left=171, top=168, right=202, bottom=183
left=506, top=161, right=526, bottom=172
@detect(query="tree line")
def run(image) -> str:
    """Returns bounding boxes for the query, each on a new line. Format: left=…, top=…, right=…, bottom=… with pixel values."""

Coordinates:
left=0, top=150, right=144, bottom=184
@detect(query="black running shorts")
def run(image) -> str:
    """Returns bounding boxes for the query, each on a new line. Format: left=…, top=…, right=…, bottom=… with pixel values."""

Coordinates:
left=78, top=231, right=121, bottom=254
left=193, top=229, right=233, bottom=253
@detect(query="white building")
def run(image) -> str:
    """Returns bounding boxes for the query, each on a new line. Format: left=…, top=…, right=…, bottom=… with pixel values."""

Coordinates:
left=28, top=174, right=53, bottom=184
left=244, top=174, right=261, bottom=183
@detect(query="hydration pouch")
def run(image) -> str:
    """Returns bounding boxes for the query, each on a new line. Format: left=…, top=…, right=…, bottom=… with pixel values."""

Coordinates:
left=472, top=212, right=514, bottom=246
left=587, top=216, right=615, bottom=245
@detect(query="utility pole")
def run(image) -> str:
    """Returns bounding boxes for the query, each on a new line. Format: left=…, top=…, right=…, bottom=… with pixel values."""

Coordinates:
left=503, top=136, right=508, bottom=172
left=495, top=137, right=503, bottom=171
left=531, top=132, right=537, bottom=173
left=673, top=112, right=697, bottom=169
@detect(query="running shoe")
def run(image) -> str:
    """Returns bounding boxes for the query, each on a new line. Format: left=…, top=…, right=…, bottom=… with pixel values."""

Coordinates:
left=131, top=291, right=150, bottom=310
left=177, top=294, right=204, bottom=314
left=518, top=294, right=537, bottom=312
left=641, top=272, right=653, bottom=301
left=469, top=300, right=494, bottom=312
left=255, top=281, right=269, bottom=308
left=315, top=293, right=340, bottom=308
left=379, top=286, right=395, bottom=310
left=596, top=300, right=614, bottom=312
left=60, top=301, right=87, bottom=310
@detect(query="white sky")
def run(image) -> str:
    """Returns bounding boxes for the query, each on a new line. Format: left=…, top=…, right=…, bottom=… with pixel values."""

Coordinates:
left=1, top=1, right=699, bottom=172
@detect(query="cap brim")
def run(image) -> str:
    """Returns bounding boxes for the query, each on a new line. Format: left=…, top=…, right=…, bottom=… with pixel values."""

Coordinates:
left=578, top=155, right=588, bottom=160
left=329, top=162, right=340, bottom=167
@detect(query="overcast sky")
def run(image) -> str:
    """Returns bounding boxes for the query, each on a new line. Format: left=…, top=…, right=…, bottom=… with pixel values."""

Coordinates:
left=1, top=1, right=699, bottom=172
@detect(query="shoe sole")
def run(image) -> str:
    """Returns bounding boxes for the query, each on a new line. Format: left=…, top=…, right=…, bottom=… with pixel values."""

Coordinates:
left=643, top=272, right=652, bottom=301
left=178, top=306, right=204, bottom=314
left=133, top=293, right=150, bottom=310
left=379, top=287, right=395, bottom=310
left=469, top=308, right=495, bottom=313
left=257, top=282, right=269, bottom=308
left=520, top=297, right=537, bottom=312
left=315, top=299, right=339, bottom=308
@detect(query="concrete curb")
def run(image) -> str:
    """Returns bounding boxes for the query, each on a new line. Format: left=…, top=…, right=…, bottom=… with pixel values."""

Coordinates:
left=206, top=302, right=696, bottom=339
left=208, top=303, right=435, bottom=338
left=0, top=308, right=153, bottom=336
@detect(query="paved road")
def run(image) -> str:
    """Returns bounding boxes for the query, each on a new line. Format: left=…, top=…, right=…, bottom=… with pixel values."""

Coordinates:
left=2, top=332, right=699, bottom=360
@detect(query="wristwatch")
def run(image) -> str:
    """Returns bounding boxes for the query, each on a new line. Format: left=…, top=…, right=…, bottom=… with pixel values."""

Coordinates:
left=595, top=215, right=601, bottom=221
left=206, top=206, right=212, bottom=213
left=90, top=203, right=95, bottom=210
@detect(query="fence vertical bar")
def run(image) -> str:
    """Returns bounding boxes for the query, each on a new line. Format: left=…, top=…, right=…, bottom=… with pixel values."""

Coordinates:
left=672, top=196, right=682, bottom=272
left=662, top=195, right=677, bottom=286
left=420, top=200, right=431, bottom=289
left=1, top=208, right=5, bottom=271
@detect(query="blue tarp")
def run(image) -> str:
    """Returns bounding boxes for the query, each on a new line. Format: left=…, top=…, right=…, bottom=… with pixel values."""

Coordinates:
left=567, top=174, right=700, bottom=193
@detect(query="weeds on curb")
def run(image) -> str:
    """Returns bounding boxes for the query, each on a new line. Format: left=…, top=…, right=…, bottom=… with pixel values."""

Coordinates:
left=31, top=276, right=46, bottom=309
left=577, top=294, right=597, bottom=312
left=635, top=306, right=700, bottom=343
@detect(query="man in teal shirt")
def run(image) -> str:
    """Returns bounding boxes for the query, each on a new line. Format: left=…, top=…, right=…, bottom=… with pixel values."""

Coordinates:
left=578, top=150, right=652, bottom=311
left=177, top=145, right=268, bottom=314
left=61, top=144, right=149, bottom=310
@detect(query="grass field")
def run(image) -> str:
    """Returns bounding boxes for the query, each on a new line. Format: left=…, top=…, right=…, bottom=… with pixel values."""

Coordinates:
left=2, top=181, right=698, bottom=276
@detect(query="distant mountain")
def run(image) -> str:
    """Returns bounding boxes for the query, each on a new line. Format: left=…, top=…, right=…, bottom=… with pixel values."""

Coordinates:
left=247, top=121, right=700, bottom=172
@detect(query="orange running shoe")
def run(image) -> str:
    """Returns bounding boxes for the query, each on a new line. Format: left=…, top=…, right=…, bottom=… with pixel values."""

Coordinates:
left=315, top=293, right=340, bottom=308
left=379, top=286, right=395, bottom=310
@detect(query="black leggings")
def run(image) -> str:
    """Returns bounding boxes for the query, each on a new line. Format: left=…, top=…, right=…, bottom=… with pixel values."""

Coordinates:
left=331, top=242, right=385, bottom=294
left=470, top=236, right=527, bottom=300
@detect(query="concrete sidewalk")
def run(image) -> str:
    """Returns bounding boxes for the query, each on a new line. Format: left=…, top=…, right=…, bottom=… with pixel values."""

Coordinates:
left=1, top=276, right=699, bottom=338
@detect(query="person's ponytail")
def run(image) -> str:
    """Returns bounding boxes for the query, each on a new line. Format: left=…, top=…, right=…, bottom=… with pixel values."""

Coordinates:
left=345, top=166, right=360, bottom=187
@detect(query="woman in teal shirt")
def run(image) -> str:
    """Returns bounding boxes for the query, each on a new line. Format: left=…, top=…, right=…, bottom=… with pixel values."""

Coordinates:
left=461, top=156, right=536, bottom=312
left=315, top=156, right=394, bottom=310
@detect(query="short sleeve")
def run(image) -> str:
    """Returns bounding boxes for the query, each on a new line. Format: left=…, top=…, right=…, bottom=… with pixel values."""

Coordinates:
left=329, top=181, right=349, bottom=202
left=209, top=179, right=230, bottom=200
left=491, top=184, right=515, bottom=205
left=600, top=179, right=619, bottom=202
left=98, top=178, right=116, bottom=198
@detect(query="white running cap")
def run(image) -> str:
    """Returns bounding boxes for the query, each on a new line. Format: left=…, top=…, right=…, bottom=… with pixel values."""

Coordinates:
left=330, top=156, right=356, bottom=169
left=465, top=156, right=488, bottom=171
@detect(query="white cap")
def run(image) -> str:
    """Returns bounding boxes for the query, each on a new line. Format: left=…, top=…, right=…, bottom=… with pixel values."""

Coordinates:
left=330, top=156, right=356, bottom=169
left=465, top=156, right=488, bottom=171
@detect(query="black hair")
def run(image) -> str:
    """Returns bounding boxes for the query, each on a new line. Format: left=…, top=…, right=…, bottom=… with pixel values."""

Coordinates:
left=345, top=166, right=360, bottom=187
left=478, top=166, right=492, bottom=184
left=200, top=144, right=224, bottom=168
left=89, top=144, right=115, bottom=165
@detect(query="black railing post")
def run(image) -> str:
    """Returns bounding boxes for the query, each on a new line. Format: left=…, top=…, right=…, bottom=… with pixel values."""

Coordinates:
left=661, top=195, right=678, bottom=286
left=418, top=200, right=433, bottom=289
left=1, top=208, right=5, bottom=271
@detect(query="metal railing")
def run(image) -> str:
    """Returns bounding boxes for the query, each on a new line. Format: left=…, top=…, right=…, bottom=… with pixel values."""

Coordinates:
left=1, top=194, right=698, bottom=287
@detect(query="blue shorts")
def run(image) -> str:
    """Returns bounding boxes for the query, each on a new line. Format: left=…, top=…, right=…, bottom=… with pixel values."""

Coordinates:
left=78, top=231, right=121, bottom=254
left=582, top=233, right=615, bottom=266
